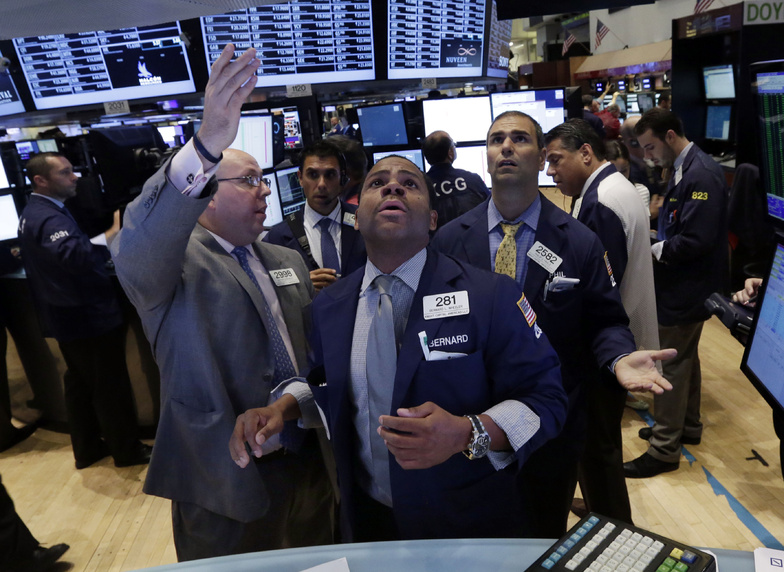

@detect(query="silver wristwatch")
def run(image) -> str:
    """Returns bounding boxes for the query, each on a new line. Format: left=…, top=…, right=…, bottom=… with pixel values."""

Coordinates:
left=463, top=414, right=491, bottom=460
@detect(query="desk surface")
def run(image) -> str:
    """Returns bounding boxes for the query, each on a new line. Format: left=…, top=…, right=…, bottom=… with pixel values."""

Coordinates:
left=138, top=538, right=753, bottom=572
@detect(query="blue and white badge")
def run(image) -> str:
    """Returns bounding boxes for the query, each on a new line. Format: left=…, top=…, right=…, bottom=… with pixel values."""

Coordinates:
left=270, top=268, right=300, bottom=287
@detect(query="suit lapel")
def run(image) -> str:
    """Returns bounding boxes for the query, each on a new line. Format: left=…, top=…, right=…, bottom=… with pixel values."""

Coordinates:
left=458, top=201, right=492, bottom=271
left=524, top=196, right=568, bottom=302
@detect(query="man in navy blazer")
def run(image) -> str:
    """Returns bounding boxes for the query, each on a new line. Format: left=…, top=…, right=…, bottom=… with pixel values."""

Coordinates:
left=264, top=140, right=366, bottom=291
left=231, top=154, right=568, bottom=542
left=431, top=111, right=674, bottom=537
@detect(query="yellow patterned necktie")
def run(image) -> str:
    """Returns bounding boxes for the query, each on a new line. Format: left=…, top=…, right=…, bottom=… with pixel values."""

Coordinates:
left=495, top=222, right=523, bottom=279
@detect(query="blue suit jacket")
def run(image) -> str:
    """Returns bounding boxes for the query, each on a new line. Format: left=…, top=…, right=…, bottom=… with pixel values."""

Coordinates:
left=431, top=196, right=635, bottom=405
left=308, top=248, right=566, bottom=540
left=263, top=202, right=366, bottom=276
left=655, top=144, right=728, bottom=325
left=18, top=194, right=122, bottom=342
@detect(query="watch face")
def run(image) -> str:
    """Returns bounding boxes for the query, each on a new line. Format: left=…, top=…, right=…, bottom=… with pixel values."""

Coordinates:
left=472, top=434, right=491, bottom=457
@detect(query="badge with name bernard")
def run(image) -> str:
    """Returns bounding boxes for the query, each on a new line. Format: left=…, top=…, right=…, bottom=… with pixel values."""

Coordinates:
left=423, top=290, right=470, bottom=320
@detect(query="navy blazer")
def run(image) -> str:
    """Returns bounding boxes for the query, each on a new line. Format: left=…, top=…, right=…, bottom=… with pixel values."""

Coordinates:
left=431, top=196, right=635, bottom=403
left=308, top=249, right=566, bottom=540
left=655, top=144, right=728, bottom=325
left=263, top=201, right=366, bottom=276
left=18, top=194, right=122, bottom=342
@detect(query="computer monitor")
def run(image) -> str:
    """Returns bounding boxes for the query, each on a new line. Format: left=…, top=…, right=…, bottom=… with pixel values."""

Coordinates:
left=157, top=125, right=184, bottom=148
left=641, top=77, right=653, bottom=90
left=637, top=93, right=654, bottom=112
left=625, top=93, right=639, bottom=114
left=282, top=109, right=302, bottom=149
left=0, top=192, right=20, bottom=242
left=275, top=166, right=306, bottom=216
left=741, top=234, right=784, bottom=416
left=451, top=145, right=492, bottom=189
left=373, top=149, right=425, bottom=171
left=490, top=88, right=567, bottom=135
left=751, top=61, right=784, bottom=227
left=616, top=79, right=626, bottom=92
left=11, top=22, right=196, bottom=111
left=705, top=105, right=732, bottom=141
left=200, top=1, right=376, bottom=89
left=36, top=139, right=58, bottom=153
left=357, top=103, right=409, bottom=147
left=0, top=159, right=10, bottom=190
left=230, top=114, right=274, bottom=170
left=15, top=141, right=37, bottom=162
left=263, top=173, right=284, bottom=228
left=422, top=96, right=492, bottom=143
left=0, top=67, right=26, bottom=117
left=485, top=0, right=513, bottom=79
left=703, top=64, right=735, bottom=100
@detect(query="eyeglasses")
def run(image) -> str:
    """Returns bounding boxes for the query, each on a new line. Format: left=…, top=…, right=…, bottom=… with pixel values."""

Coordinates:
left=217, top=175, right=271, bottom=188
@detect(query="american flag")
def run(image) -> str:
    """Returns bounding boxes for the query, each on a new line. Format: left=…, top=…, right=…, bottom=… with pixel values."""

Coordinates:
left=562, top=31, right=576, bottom=57
left=517, top=294, right=537, bottom=327
left=595, top=19, right=609, bottom=48
left=694, top=0, right=714, bottom=13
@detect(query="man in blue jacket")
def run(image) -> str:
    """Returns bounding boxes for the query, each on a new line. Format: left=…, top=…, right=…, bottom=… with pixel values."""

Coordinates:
left=624, top=108, right=728, bottom=478
left=17, top=152, right=150, bottom=469
left=231, top=154, right=569, bottom=542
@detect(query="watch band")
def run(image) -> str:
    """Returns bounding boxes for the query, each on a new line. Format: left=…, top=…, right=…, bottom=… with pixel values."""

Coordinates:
left=463, top=414, right=491, bottom=460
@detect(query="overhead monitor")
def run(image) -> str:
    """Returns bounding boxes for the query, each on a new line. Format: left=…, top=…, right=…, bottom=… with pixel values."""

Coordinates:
left=11, top=22, right=196, bottom=110
left=752, top=61, right=784, bottom=227
left=705, top=105, right=732, bottom=141
left=490, top=88, right=566, bottom=135
left=0, top=193, right=19, bottom=243
left=36, top=139, right=58, bottom=152
left=275, top=166, right=306, bottom=216
left=373, top=149, right=425, bottom=171
left=357, top=103, right=408, bottom=147
left=0, top=159, right=10, bottom=190
left=200, top=1, right=375, bottom=89
left=422, top=96, right=492, bottom=143
left=703, top=64, right=735, bottom=100
left=451, top=144, right=492, bottom=188
left=617, top=79, right=626, bottom=92
left=230, top=114, right=274, bottom=170
left=388, top=0, right=486, bottom=80
left=15, top=141, right=38, bottom=162
left=641, top=77, right=653, bottom=90
left=637, top=93, right=654, bottom=112
left=626, top=93, right=639, bottom=114
left=741, top=234, right=784, bottom=416
left=593, top=81, right=604, bottom=94
left=263, top=172, right=284, bottom=228
left=485, top=0, right=512, bottom=79
left=282, top=109, right=302, bottom=149
left=0, top=49, right=26, bottom=116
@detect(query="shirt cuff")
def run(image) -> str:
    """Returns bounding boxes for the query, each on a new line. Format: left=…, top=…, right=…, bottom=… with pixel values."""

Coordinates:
left=169, top=139, right=220, bottom=197
left=89, top=233, right=107, bottom=246
left=272, top=379, right=323, bottom=430
left=484, top=400, right=540, bottom=470
left=609, top=353, right=630, bottom=375
left=651, top=240, right=665, bottom=261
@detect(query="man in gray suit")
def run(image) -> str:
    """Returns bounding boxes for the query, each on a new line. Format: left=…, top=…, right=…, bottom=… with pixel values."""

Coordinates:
left=110, top=45, right=334, bottom=561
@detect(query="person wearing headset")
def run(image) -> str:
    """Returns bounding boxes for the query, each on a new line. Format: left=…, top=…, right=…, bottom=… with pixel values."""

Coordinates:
left=264, top=140, right=366, bottom=292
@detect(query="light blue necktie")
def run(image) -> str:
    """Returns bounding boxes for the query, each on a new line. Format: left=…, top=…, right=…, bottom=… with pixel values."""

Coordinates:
left=318, top=217, right=340, bottom=272
left=365, top=274, right=399, bottom=505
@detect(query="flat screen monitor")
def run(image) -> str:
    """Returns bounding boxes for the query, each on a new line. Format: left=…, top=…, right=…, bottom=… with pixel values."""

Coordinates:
left=451, top=144, right=492, bottom=188
left=752, top=62, right=784, bottom=226
left=15, top=141, right=38, bottom=162
left=263, top=172, right=284, bottom=228
left=0, top=58, right=26, bottom=116
left=741, top=236, right=784, bottom=416
left=36, top=139, right=58, bottom=152
left=637, top=93, right=654, bottom=112
left=0, top=159, right=10, bottom=190
left=388, top=0, right=486, bottom=80
left=705, top=105, right=732, bottom=141
left=200, top=1, right=375, bottom=89
left=703, top=64, right=735, bottom=100
left=230, top=114, right=274, bottom=170
left=373, top=149, right=425, bottom=171
left=594, top=81, right=604, bottom=93
left=490, top=88, right=566, bottom=135
left=11, top=22, right=196, bottom=111
left=641, top=77, right=653, bottom=90
left=275, top=166, right=306, bottom=216
left=617, top=79, right=626, bottom=92
left=485, top=0, right=512, bottom=79
left=357, top=103, right=408, bottom=147
left=625, top=93, right=639, bottom=113
left=602, top=94, right=613, bottom=107
left=282, top=109, right=302, bottom=149
left=0, top=193, right=19, bottom=242
left=423, top=96, right=492, bottom=143
left=157, top=125, right=184, bottom=147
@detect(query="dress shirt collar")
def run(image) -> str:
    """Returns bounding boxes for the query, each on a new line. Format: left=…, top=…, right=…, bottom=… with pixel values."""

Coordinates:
left=673, top=141, right=694, bottom=172
left=360, top=247, right=427, bottom=297
left=206, top=230, right=259, bottom=262
left=304, top=201, right=342, bottom=229
left=578, top=161, right=613, bottom=200
left=487, top=192, right=540, bottom=234
left=31, top=192, right=65, bottom=209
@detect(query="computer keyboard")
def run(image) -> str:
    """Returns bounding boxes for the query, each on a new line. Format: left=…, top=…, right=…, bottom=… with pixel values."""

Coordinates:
left=525, top=513, right=716, bottom=572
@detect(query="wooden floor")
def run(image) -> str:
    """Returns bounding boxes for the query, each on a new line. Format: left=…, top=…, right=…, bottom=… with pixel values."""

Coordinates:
left=1, top=316, right=783, bottom=570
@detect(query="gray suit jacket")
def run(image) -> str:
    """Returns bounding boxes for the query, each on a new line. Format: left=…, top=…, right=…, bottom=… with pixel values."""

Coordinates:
left=111, top=163, right=314, bottom=522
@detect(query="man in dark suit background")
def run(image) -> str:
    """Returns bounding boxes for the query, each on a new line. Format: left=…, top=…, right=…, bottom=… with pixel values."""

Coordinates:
left=111, top=45, right=335, bottom=561
left=432, top=110, right=674, bottom=537
left=264, top=140, right=366, bottom=292
left=231, top=154, right=569, bottom=543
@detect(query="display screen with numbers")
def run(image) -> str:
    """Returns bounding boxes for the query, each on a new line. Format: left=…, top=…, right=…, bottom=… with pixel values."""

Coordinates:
left=0, top=48, right=26, bottom=116
left=11, top=22, right=196, bottom=111
left=200, top=1, right=376, bottom=88
left=485, top=0, right=512, bottom=79
left=388, top=0, right=487, bottom=80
